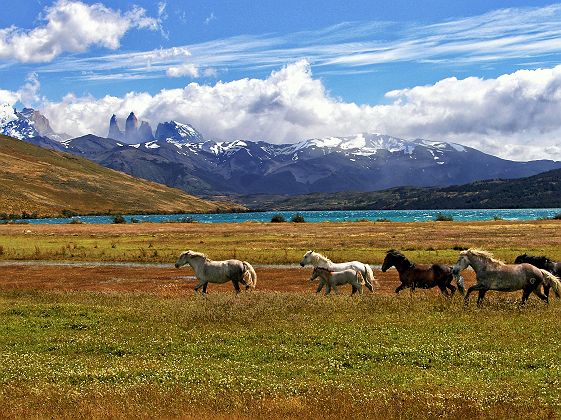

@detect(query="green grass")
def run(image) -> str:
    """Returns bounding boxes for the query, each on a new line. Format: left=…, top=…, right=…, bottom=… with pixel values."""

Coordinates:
left=1, top=220, right=561, bottom=265
left=1, top=290, right=561, bottom=418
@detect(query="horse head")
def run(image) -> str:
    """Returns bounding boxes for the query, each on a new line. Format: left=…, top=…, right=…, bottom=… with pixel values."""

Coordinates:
left=300, top=250, right=314, bottom=267
left=309, top=266, right=330, bottom=282
left=452, top=251, right=471, bottom=275
left=174, top=250, right=194, bottom=268
left=382, top=250, right=410, bottom=272
left=514, top=253, right=528, bottom=264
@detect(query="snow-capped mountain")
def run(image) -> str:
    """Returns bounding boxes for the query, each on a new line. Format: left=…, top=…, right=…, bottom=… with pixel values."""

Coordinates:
left=3, top=108, right=561, bottom=196
left=58, top=128, right=561, bottom=196
left=155, top=120, right=204, bottom=143
left=0, top=103, right=69, bottom=141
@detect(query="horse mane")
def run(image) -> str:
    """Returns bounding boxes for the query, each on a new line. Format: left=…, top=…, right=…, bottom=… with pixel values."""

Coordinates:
left=310, top=251, right=333, bottom=267
left=386, top=249, right=415, bottom=268
left=464, top=248, right=505, bottom=266
left=185, top=250, right=211, bottom=261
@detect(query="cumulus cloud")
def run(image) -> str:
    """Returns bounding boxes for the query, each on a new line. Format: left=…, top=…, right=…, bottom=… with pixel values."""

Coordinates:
left=40, top=61, right=561, bottom=161
left=0, top=0, right=161, bottom=63
left=166, top=63, right=199, bottom=78
left=0, top=72, right=42, bottom=107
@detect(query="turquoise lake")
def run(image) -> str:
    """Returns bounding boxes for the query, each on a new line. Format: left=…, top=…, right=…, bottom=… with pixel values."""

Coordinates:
left=13, top=208, right=561, bottom=224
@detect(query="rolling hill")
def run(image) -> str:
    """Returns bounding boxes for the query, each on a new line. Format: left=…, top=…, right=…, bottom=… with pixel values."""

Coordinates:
left=0, top=135, right=244, bottom=217
left=235, top=168, right=561, bottom=211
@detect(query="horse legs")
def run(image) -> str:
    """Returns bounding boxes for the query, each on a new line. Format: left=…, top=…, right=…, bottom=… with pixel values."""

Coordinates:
left=316, top=279, right=326, bottom=294
left=395, top=283, right=407, bottom=294
left=194, top=279, right=207, bottom=294
left=476, top=289, right=487, bottom=305
left=521, top=282, right=541, bottom=304
left=446, top=283, right=456, bottom=297
left=232, top=279, right=241, bottom=294
left=437, top=283, right=450, bottom=297
left=325, top=283, right=332, bottom=295
left=202, top=283, right=208, bottom=294
left=332, top=285, right=339, bottom=295
left=533, top=287, right=549, bottom=303
left=464, top=284, right=484, bottom=305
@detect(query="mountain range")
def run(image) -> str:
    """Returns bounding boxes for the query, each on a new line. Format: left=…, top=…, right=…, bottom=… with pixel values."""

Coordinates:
left=2, top=104, right=561, bottom=197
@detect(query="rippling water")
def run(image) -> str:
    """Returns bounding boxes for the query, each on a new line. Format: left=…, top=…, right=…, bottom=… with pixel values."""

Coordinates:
left=13, top=208, right=561, bottom=224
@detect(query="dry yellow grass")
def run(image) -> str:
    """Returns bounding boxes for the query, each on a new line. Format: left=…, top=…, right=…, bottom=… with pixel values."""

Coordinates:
left=0, top=135, right=242, bottom=216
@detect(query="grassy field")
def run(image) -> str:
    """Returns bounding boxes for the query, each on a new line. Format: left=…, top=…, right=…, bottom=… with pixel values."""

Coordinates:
left=0, top=219, right=560, bottom=265
left=1, top=290, right=561, bottom=419
left=1, top=220, right=561, bottom=418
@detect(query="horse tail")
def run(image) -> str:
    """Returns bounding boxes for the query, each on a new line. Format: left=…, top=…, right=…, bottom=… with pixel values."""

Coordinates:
left=356, top=271, right=365, bottom=285
left=242, top=261, right=257, bottom=289
left=540, top=269, right=561, bottom=298
left=364, top=264, right=378, bottom=291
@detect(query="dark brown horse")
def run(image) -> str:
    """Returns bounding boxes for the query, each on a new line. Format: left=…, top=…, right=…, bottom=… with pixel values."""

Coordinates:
left=515, top=253, right=561, bottom=299
left=381, top=249, right=458, bottom=296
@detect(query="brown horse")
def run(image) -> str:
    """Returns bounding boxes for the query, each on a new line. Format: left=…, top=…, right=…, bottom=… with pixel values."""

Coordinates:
left=515, top=253, right=561, bottom=299
left=381, top=249, right=458, bottom=296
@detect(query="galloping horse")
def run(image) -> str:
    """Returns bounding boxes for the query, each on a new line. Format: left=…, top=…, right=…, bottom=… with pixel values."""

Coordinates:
left=453, top=249, right=561, bottom=305
left=175, top=250, right=257, bottom=294
left=309, top=266, right=364, bottom=295
left=300, top=251, right=377, bottom=292
left=515, top=253, right=561, bottom=298
left=381, top=249, right=458, bottom=296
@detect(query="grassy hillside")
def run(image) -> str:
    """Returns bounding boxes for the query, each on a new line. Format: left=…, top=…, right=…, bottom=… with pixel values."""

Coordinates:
left=0, top=135, right=244, bottom=216
left=237, top=168, right=561, bottom=210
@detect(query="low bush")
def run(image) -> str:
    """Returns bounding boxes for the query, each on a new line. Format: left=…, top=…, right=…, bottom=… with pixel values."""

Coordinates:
left=271, top=214, right=286, bottom=223
left=291, top=213, right=306, bottom=223
left=435, top=213, right=454, bottom=222
left=112, top=215, right=126, bottom=224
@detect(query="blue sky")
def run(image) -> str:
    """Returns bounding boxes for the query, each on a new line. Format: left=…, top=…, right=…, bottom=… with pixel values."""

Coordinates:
left=2, top=1, right=561, bottom=160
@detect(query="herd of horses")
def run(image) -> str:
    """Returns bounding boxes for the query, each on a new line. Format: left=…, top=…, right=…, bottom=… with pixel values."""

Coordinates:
left=174, top=249, right=561, bottom=305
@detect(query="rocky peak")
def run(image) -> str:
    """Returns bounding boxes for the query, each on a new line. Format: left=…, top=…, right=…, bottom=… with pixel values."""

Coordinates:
left=19, top=108, right=54, bottom=136
left=125, top=112, right=139, bottom=142
left=138, top=121, right=154, bottom=141
left=108, top=114, right=124, bottom=141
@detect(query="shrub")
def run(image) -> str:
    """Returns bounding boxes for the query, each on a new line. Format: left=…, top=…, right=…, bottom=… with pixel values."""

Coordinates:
left=131, top=218, right=140, bottom=224
left=68, top=219, right=83, bottom=224
left=376, top=218, right=391, bottom=222
left=291, top=213, right=306, bottom=223
left=435, top=213, right=454, bottom=222
left=452, top=245, right=468, bottom=251
left=271, top=214, right=286, bottom=223
left=61, top=209, right=78, bottom=218
left=553, top=213, right=561, bottom=220
left=112, top=215, right=126, bottom=224
left=493, top=216, right=504, bottom=221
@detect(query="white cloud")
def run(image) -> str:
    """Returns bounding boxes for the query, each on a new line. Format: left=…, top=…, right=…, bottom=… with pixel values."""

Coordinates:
left=38, top=61, right=561, bottom=161
left=37, top=4, right=561, bottom=80
left=166, top=63, right=199, bottom=78
left=0, top=0, right=161, bottom=63
left=0, top=72, right=42, bottom=107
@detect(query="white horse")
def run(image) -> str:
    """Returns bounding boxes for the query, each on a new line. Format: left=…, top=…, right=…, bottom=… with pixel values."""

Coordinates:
left=309, top=266, right=364, bottom=295
left=175, top=250, right=257, bottom=294
left=453, top=248, right=561, bottom=305
left=300, top=250, right=377, bottom=292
